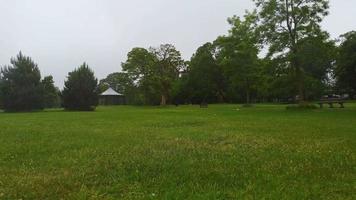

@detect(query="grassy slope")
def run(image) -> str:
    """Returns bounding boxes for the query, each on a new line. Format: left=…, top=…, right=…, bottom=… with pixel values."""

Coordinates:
left=0, top=104, right=355, bottom=199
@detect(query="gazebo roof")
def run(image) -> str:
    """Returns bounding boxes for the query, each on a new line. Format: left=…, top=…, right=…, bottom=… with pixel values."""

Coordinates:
left=100, top=87, right=122, bottom=96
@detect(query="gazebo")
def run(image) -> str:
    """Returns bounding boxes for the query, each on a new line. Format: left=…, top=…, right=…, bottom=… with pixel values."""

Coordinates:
left=99, top=87, right=125, bottom=105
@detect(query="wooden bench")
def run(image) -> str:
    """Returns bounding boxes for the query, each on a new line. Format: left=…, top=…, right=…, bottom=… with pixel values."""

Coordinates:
left=318, top=98, right=345, bottom=108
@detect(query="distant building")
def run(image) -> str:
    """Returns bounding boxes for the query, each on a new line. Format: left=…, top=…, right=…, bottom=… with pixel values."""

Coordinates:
left=99, top=87, right=125, bottom=105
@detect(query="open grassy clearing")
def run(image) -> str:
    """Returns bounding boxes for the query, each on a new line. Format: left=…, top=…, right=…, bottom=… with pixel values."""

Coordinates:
left=0, top=104, right=355, bottom=199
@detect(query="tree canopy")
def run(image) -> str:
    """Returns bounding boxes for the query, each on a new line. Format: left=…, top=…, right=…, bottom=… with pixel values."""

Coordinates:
left=215, top=13, right=260, bottom=104
left=150, top=44, right=185, bottom=105
left=185, top=42, right=225, bottom=104
left=335, top=31, right=356, bottom=95
left=122, top=44, right=184, bottom=105
left=254, top=0, right=330, bottom=101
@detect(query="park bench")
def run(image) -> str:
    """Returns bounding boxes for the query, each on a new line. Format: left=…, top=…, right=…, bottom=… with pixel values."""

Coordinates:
left=318, top=98, right=345, bottom=108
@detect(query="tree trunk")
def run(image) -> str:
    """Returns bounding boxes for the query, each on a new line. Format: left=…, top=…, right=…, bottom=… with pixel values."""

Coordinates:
left=160, top=94, right=167, bottom=106
left=217, top=90, right=224, bottom=103
left=296, top=66, right=304, bottom=102
left=291, top=47, right=304, bottom=103
left=246, top=90, right=251, bottom=105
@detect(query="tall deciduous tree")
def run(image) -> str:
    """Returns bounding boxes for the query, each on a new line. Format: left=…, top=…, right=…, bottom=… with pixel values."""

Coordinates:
left=62, top=63, right=99, bottom=111
left=215, top=13, right=260, bottom=104
left=0, top=52, right=44, bottom=112
left=122, top=48, right=159, bottom=105
left=150, top=44, right=185, bottom=105
left=335, top=31, right=356, bottom=96
left=186, top=42, right=226, bottom=103
left=122, top=44, right=184, bottom=105
left=254, top=0, right=330, bottom=101
left=122, top=48, right=156, bottom=85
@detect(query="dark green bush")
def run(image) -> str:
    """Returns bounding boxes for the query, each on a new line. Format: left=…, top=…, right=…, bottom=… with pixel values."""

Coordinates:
left=62, top=63, right=99, bottom=111
left=286, top=103, right=318, bottom=110
left=42, top=76, right=61, bottom=108
left=241, top=104, right=254, bottom=108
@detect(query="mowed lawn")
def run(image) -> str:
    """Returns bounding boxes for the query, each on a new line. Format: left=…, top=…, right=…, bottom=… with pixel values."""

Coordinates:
left=0, top=104, right=355, bottom=199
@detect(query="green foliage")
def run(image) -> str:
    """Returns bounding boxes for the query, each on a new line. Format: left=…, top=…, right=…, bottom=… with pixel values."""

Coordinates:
left=257, top=34, right=336, bottom=102
left=62, top=63, right=99, bottom=111
left=122, top=44, right=184, bottom=105
left=122, top=47, right=161, bottom=105
left=99, top=72, right=132, bottom=94
left=258, top=57, right=295, bottom=101
left=215, top=13, right=260, bottom=104
left=254, top=0, right=329, bottom=54
left=171, top=69, right=190, bottom=105
left=100, top=1, right=342, bottom=105
left=42, top=75, right=60, bottom=108
left=335, top=31, right=356, bottom=95
left=254, top=0, right=330, bottom=101
left=0, top=52, right=44, bottom=112
left=150, top=44, right=185, bottom=105
left=0, top=1, right=348, bottom=107
left=99, top=72, right=139, bottom=104
left=296, top=35, right=335, bottom=81
left=286, top=103, right=319, bottom=110
left=122, top=47, right=156, bottom=84
left=184, top=42, right=225, bottom=103
left=296, top=35, right=336, bottom=99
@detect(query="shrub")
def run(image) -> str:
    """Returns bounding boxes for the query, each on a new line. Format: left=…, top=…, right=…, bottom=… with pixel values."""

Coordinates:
left=62, top=63, right=99, bottom=111
left=241, top=104, right=254, bottom=108
left=286, top=103, right=318, bottom=110
left=42, top=76, right=60, bottom=108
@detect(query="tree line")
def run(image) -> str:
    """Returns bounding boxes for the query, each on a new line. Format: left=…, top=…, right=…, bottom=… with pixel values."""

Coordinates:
left=1, top=0, right=356, bottom=111
left=0, top=53, right=98, bottom=112
left=100, top=0, right=356, bottom=105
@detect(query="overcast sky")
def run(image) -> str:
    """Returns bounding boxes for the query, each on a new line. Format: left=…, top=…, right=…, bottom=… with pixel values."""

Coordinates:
left=0, top=0, right=355, bottom=88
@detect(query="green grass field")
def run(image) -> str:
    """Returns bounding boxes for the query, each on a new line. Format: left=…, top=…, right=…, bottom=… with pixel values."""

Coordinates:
left=0, top=104, right=355, bottom=199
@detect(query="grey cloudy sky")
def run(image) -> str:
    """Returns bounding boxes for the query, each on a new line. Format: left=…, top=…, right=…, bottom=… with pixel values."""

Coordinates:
left=0, top=0, right=355, bottom=88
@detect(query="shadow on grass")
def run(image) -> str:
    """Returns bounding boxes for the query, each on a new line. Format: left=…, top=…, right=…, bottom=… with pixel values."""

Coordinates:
left=0, top=108, right=98, bottom=114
